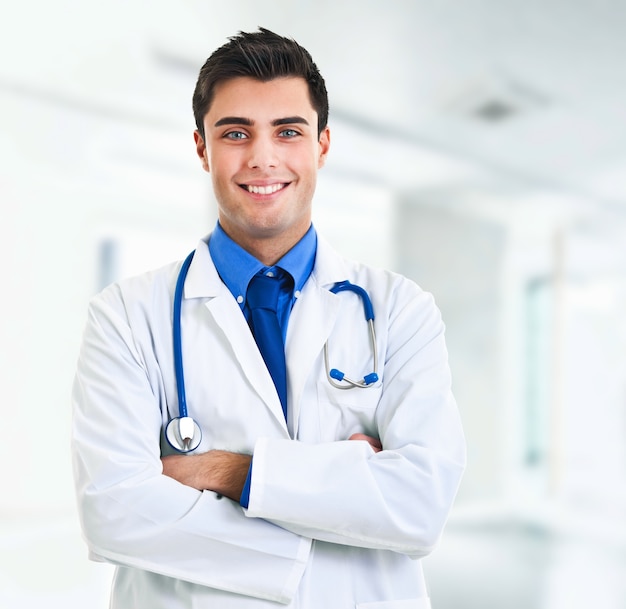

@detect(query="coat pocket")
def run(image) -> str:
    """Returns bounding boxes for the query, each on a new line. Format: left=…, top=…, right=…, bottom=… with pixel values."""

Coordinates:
left=313, top=381, right=383, bottom=443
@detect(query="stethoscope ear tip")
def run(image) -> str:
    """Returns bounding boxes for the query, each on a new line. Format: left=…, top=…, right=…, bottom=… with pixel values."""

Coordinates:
left=330, top=369, right=377, bottom=386
left=329, top=368, right=345, bottom=381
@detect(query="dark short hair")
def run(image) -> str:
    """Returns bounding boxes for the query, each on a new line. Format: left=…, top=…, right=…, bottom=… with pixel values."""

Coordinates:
left=192, top=28, right=329, bottom=139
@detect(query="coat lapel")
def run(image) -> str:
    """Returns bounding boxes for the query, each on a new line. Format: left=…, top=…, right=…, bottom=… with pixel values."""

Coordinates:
left=184, top=238, right=289, bottom=433
left=205, top=296, right=288, bottom=431
left=285, top=278, right=337, bottom=436
left=285, top=237, right=352, bottom=437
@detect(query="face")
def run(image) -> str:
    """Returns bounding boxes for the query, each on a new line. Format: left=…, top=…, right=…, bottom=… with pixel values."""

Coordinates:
left=194, top=76, right=330, bottom=262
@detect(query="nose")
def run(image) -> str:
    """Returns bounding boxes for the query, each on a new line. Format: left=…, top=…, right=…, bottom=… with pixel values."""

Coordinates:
left=247, top=136, right=279, bottom=170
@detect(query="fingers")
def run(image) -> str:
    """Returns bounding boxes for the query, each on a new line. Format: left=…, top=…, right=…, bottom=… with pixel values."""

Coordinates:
left=348, top=433, right=382, bottom=453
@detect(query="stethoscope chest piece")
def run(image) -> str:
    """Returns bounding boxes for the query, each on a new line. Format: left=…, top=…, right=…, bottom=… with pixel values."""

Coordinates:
left=165, top=416, right=202, bottom=453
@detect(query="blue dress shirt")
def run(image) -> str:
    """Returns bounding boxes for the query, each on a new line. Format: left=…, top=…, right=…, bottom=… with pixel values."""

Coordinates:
left=207, top=222, right=317, bottom=507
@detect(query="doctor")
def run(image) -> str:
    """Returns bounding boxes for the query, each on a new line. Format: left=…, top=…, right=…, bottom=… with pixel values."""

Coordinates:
left=72, top=28, right=466, bottom=609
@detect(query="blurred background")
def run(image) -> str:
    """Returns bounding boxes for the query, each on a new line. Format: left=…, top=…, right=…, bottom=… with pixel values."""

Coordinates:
left=1, top=1, right=625, bottom=607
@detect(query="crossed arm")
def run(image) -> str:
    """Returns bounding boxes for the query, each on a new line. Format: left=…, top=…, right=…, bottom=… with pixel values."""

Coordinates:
left=161, top=433, right=383, bottom=501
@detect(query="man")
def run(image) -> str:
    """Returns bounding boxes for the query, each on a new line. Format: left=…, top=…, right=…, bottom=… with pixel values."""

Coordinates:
left=72, top=28, right=466, bottom=608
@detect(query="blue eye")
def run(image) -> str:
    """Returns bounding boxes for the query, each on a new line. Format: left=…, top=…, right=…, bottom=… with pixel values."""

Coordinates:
left=279, top=129, right=299, bottom=138
left=225, top=131, right=248, bottom=140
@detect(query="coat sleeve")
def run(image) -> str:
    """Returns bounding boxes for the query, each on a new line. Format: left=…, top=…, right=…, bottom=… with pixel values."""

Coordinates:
left=244, top=279, right=466, bottom=557
left=71, top=285, right=310, bottom=604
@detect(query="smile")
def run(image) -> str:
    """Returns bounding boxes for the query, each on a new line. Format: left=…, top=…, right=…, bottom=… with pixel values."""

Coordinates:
left=242, top=183, right=288, bottom=195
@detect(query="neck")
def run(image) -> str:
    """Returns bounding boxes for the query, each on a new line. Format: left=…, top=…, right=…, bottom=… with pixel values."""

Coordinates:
left=219, top=223, right=310, bottom=266
left=240, top=236, right=298, bottom=266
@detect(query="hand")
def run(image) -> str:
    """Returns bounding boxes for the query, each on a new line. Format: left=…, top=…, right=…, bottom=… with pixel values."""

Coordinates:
left=162, top=450, right=251, bottom=501
left=348, top=433, right=382, bottom=453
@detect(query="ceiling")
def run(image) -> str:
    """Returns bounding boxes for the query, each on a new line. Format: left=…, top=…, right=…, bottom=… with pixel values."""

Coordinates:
left=2, top=0, right=626, bottom=224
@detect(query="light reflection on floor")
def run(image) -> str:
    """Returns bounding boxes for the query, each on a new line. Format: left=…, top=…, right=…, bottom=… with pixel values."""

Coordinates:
left=424, top=512, right=626, bottom=609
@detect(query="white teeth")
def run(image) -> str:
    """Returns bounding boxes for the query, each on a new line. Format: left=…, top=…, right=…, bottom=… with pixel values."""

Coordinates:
left=246, top=183, right=285, bottom=195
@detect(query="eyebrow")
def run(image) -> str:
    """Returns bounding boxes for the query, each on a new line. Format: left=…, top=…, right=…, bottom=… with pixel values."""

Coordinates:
left=213, top=116, right=310, bottom=128
left=214, top=116, right=253, bottom=127
left=272, top=116, right=309, bottom=127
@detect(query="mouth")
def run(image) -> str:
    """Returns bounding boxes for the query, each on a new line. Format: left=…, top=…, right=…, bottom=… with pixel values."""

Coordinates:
left=240, top=182, right=289, bottom=195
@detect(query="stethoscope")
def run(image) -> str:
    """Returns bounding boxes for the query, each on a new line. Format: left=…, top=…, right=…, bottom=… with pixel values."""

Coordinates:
left=165, top=250, right=379, bottom=453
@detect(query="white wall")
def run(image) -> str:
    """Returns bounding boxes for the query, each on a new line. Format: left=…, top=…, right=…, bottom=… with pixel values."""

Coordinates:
left=0, top=90, right=208, bottom=513
left=395, top=198, right=506, bottom=502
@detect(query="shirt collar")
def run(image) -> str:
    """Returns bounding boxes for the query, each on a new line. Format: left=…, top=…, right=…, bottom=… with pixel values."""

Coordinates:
left=276, top=224, right=317, bottom=294
left=208, top=222, right=317, bottom=305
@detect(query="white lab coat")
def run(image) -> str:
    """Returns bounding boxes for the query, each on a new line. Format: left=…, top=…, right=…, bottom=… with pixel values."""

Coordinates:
left=72, top=233, right=466, bottom=609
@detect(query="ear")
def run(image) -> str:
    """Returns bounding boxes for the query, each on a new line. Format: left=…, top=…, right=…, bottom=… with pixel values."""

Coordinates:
left=317, top=126, right=330, bottom=169
left=194, top=130, right=210, bottom=173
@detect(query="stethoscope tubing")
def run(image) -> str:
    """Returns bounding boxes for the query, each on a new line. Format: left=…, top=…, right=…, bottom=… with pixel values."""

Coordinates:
left=172, top=250, right=195, bottom=419
left=167, top=251, right=378, bottom=452
left=324, top=281, right=379, bottom=389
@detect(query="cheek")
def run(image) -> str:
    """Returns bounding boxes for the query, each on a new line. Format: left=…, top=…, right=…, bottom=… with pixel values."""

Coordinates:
left=293, top=150, right=322, bottom=177
left=209, top=145, right=240, bottom=170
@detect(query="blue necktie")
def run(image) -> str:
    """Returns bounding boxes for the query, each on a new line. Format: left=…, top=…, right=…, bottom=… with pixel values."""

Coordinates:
left=247, top=273, right=287, bottom=420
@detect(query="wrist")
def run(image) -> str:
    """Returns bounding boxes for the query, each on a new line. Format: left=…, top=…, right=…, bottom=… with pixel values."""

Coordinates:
left=208, top=450, right=252, bottom=501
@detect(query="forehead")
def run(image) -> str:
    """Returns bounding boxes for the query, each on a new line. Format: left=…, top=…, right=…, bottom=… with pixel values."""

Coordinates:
left=206, top=76, right=316, bottom=123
